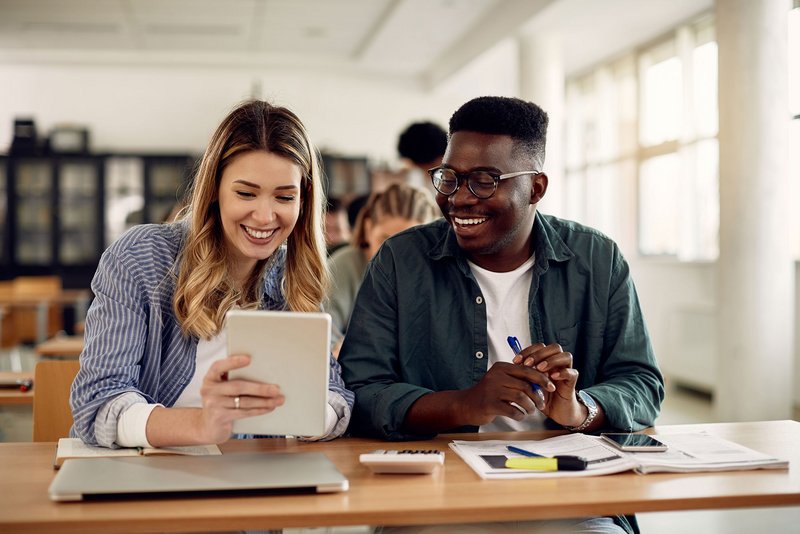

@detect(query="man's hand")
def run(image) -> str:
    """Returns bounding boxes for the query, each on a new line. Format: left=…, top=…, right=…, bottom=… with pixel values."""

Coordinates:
left=455, top=362, right=554, bottom=426
left=512, top=343, right=585, bottom=428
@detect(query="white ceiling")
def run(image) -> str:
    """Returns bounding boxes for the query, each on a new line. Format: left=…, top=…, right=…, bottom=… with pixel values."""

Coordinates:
left=0, top=0, right=712, bottom=82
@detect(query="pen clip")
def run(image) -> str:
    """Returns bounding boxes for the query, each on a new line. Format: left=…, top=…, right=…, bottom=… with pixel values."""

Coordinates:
left=506, top=336, right=522, bottom=354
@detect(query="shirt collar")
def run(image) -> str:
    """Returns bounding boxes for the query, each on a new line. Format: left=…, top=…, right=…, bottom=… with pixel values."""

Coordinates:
left=261, top=246, right=286, bottom=308
left=428, top=212, right=574, bottom=270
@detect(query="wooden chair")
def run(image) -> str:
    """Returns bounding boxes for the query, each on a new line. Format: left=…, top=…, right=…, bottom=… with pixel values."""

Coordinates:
left=0, top=280, right=22, bottom=371
left=32, top=359, right=80, bottom=442
left=13, top=276, right=64, bottom=344
left=0, top=281, right=15, bottom=348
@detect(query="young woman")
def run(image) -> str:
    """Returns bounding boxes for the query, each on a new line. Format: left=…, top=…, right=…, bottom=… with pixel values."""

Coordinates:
left=325, top=182, right=439, bottom=351
left=71, top=100, right=353, bottom=448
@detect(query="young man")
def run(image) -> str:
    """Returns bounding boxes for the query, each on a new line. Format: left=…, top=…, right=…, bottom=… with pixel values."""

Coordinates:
left=339, top=96, right=664, bottom=533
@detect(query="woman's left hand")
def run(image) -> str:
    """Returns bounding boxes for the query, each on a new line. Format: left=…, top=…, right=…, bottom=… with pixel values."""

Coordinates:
left=197, top=354, right=285, bottom=443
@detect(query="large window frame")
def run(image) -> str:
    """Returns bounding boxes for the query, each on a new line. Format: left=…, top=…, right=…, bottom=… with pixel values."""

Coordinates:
left=565, top=14, right=719, bottom=262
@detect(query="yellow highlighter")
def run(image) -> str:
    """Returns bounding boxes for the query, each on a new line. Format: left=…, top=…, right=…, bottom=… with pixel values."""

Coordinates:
left=505, top=455, right=587, bottom=471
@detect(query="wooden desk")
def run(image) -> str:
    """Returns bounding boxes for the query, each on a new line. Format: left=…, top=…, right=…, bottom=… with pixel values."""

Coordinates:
left=0, top=371, right=34, bottom=405
left=35, top=335, right=84, bottom=358
left=0, top=289, right=92, bottom=344
left=0, top=420, right=798, bottom=533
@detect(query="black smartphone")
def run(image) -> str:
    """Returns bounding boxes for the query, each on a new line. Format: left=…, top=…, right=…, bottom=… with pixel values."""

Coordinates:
left=600, top=433, right=667, bottom=452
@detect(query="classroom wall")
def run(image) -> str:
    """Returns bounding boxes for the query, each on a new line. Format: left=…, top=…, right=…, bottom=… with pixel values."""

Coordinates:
left=0, top=62, right=460, bottom=164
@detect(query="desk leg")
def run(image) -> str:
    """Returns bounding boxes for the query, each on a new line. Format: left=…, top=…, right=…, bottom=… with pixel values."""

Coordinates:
left=76, top=297, right=89, bottom=323
left=36, top=302, right=48, bottom=345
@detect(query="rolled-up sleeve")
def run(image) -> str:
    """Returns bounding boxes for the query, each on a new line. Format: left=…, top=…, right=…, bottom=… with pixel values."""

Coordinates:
left=585, top=245, right=664, bottom=432
left=70, top=246, right=152, bottom=447
left=321, top=355, right=354, bottom=439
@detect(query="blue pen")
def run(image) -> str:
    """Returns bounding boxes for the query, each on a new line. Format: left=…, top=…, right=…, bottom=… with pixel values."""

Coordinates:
left=507, top=445, right=544, bottom=457
left=506, top=336, right=543, bottom=396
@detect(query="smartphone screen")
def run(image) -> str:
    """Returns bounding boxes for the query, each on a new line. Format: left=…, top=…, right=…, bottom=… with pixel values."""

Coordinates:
left=600, top=433, right=667, bottom=452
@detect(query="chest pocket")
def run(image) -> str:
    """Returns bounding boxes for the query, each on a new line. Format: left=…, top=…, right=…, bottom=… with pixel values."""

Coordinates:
left=556, top=321, right=605, bottom=386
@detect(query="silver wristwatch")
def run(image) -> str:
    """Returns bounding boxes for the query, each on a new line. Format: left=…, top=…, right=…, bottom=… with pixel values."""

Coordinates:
left=564, top=390, right=598, bottom=432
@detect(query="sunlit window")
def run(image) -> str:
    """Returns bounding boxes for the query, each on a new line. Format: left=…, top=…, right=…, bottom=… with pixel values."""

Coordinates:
left=564, top=56, right=638, bottom=253
left=638, top=18, right=718, bottom=260
left=565, top=15, right=719, bottom=261
left=640, top=53, right=682, bottom=146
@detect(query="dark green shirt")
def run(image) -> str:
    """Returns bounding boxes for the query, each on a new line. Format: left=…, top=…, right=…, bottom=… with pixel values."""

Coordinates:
left=340, top=213, right=664, bottom=441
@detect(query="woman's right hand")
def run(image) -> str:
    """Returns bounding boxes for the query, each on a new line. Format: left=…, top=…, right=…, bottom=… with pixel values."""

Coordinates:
left=197, top=354, right=285, bottom=444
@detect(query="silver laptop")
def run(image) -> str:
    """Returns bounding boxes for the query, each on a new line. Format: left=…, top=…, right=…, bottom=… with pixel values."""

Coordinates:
left=49, top=452, right=348, bottom=502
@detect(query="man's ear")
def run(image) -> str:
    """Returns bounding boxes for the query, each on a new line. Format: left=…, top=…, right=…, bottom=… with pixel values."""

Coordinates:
left=531, top=172, right=548, bottom=204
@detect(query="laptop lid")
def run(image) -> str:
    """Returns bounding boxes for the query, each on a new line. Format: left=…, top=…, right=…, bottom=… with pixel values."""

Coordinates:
left=49, top=452, right=348, bottom=502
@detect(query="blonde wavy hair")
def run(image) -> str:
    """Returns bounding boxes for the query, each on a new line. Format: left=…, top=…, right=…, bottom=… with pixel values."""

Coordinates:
left=351, top=182, right=439, bottom=249
left=174, top=100, right=327, bottom=339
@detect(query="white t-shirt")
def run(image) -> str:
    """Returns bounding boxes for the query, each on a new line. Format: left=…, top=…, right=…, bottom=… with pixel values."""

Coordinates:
left=468, top=255, right=545, bottom=432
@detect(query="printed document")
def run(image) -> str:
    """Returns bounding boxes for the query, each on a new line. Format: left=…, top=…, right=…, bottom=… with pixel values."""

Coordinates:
left=449, top=432, right=788, bottom=479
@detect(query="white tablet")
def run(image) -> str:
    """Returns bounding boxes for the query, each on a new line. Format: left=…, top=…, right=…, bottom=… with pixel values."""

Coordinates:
left=226, top=310, right=331, bottom=436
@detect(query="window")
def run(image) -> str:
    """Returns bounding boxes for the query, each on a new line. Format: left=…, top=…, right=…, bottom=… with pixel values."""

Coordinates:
left=565, top=15, right=719, bottom=261
left=564, top=56, right=638, bottom=251
left=638, top=18, right=718, bottom=260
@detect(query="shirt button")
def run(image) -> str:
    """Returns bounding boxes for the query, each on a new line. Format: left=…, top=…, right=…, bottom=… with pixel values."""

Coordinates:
left=475, top=351, right=484, bottom=359
left=476, top=296, right=483, bottom=304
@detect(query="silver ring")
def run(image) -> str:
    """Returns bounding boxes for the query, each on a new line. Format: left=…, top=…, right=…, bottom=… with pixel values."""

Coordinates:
left=234, top=396, right=240, bottom=410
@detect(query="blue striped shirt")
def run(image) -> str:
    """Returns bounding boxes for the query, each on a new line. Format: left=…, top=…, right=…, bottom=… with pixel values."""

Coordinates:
left=70, top=222, right=354, bottom=447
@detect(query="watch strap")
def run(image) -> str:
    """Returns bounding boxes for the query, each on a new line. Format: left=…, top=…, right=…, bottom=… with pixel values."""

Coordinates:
left=564, top=390, right=598, bottom=432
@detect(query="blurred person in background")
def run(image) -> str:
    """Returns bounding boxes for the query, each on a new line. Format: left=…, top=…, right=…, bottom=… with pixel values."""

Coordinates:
left=325, top=182, right=439, bottom=356
left=325, top=197, right=351, bottom=255
left=397, top=121, right=447, bottom=194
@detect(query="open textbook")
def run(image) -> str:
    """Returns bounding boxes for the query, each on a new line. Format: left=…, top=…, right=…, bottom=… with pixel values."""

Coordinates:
left=55, top=438, right=221, bottom=468
left=449, top=432, right=788, bottom=479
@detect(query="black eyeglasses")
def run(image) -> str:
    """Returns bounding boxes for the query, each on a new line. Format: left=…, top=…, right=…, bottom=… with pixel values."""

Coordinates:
left=427, top=166, right=540, bottom=199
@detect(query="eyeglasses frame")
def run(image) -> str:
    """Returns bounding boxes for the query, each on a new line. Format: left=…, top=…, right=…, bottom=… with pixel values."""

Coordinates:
left=427, top=166, right=541, bottom=199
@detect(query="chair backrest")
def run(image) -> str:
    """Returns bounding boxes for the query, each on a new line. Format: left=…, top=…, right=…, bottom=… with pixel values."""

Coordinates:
left=12, top=275, right=64, bottom=342
left=0, top=281, right=14, bottom=348
left=33, top=359, right=80, bottom=442
left=13, top=276, right=62, bottom=297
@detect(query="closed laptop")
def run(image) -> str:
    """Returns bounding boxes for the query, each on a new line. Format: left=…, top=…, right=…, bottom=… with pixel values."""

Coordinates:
left=49, top=452, right=348, bottom=502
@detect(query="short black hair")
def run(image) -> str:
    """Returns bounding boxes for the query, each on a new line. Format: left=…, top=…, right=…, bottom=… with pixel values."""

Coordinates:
left=346, top=194, right=370, bottom=229
left=397, top=121, right=447, bottom=165
left=449, top=96, right=548, bottom=167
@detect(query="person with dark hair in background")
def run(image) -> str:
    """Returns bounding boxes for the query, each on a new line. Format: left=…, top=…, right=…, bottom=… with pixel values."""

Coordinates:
left=396, top=121, right=447, bottom=193
left=346, top=194, right=370, bottom=234
left=340, top=96, right=663, bottom=533
left=325, top=197, right=351, bottom=255
left=325, top=182, right=438, bottom=356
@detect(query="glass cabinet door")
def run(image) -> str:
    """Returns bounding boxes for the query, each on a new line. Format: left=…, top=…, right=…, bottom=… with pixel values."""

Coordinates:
left=104, top=157, right=144, bottom=247
left=14, top=160, right=53, bottom=264
left=146, top=158, right=191, bottom=223
left=58, top=160, right=100, bottom=264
